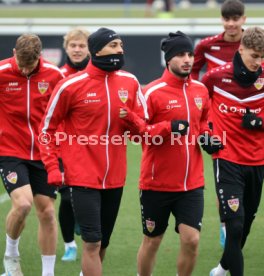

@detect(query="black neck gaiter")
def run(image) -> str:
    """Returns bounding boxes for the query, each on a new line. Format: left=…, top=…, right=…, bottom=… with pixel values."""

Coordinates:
left=233, top=51, right=262, bottom=87
left=91, top=54, right=124, bottom=72
left=66, top=55, right=89, bottom=71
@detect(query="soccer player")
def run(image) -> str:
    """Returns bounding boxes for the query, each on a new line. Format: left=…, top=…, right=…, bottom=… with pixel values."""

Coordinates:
left=192, top=0, right=246, bottom=248
left=192, top=0, right=246, bottom=80
left=59, top=27, right=90, bottom=262
left=201, top=26, right=264, bottom=276
left=0, top=34, right=64, bottom=276
left=60, top=27, right=90, bottom=76
left=121, top=31, right=222, bottom=276
left=39, top=27, right=147, bottom=276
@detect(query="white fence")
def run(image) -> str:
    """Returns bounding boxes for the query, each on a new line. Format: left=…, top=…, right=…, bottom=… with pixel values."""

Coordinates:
left=1, top=17, right=264, bottom=35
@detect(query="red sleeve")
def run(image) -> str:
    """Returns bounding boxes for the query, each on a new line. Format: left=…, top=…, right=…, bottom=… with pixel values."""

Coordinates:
left=192, top=40, right=206, bottom=80
left=39, top=81, right=72, bottom=172
left=122, top=107, right=171, bottom=138
left=199, top=94, right=212, bottom=135
left=201, top=71, right=214, bottom=98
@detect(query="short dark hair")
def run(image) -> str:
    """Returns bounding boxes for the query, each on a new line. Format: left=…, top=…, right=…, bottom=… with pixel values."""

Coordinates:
left=221, top=0, right=245, bottom=18
left=15, top=33, right=42, bottom=66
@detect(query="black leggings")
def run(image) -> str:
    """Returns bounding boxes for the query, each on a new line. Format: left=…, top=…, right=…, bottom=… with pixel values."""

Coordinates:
left=220, top=217, right=244, bottom=276
left=59, top=187, right=76, bottom=243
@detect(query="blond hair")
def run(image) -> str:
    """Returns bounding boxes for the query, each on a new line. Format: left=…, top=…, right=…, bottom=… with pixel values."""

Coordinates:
left=63, top=27, right=90, bottom=49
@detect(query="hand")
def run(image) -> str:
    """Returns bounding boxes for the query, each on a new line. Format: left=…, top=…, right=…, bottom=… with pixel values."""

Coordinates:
left=171, top=120, right=189, bottom=135
left=48, top=169, right=64, bottom=186
left=199, top=133, right=224, bottom=154
left=119, top=107, right=135, bottom=122
left=242, top=108, right=263, bottom=130
left=119, top=107, right=128, bottom=118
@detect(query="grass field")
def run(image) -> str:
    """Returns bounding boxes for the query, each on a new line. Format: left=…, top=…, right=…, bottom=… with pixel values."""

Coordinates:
left=0, top=144, right=264, bottom=275
left=0, top=4, right=264, bottom=18
left=0, top=2, right=264, bottom=275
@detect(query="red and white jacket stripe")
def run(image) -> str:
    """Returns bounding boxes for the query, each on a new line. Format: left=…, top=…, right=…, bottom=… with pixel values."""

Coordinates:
left=0, top=56, right=64, bottom=160
left=139, top=69, right=210, bottom=192
left=40, top=62, right=148, bottom=189
left=202, top=63, right=264, bottom=166
left=192, top=32, right=241, bottom=80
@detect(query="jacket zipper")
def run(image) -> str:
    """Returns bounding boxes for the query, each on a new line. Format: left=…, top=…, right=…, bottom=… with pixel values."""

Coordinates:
left=151, top=162, right=154, bottom=180
left=182, top=82, right=190, bottom=191
left=27, top=77, right=35, bottom=160
left=102, top=75, right=111, bottom=189
left=216, top=158, right=219, bottom=183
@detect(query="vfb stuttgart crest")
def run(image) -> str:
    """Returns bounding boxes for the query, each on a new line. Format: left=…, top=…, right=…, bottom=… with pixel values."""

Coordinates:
left=118, top=88, right=128, bottom=103
left=6, top=172, right=18, bottom=184
left=38, top=81, right=49, bottom=94
left=227, top=198, right=239, bottom=212
left=146, top=219, right=155, bottom=233
left=254, top=78, right=264, bottom=90
left=194, top=97, right=202, bottom=110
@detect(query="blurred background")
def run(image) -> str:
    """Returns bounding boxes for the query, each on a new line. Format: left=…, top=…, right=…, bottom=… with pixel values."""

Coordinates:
left=0, top=0, right=264, bottom=84
left=0, top=1, right=264, bottom=275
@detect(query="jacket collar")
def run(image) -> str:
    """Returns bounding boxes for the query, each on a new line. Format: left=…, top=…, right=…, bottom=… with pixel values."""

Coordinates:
left=85, top=60, right=116, bottom=78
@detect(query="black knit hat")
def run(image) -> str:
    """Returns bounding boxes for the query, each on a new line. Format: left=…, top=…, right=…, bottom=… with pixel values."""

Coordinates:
left=88, top=27, right=121, bottom=56
left=161, top=31, right=194, bottom=62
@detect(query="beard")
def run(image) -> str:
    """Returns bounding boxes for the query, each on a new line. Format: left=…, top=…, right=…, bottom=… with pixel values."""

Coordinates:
left=170, top=67, right=191, bottom=78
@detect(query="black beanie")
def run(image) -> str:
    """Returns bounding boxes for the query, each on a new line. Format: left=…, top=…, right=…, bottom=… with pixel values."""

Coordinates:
left=88, top=27, right=121, bottom=56
left=161, top=31, right=194, bottom=62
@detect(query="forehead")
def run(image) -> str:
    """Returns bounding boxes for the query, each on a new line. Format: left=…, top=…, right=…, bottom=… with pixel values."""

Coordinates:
left=172, top=51, right=194, bottom=56
left=222, top=15, right=243, bottom=20
left=104, top=38, right=123, bottom=47
left=68, top=38, right=88, bottom=44
left=242, top=45, right=263, bottom=54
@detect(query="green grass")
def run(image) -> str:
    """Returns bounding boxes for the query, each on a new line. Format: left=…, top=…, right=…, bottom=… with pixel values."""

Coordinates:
left=0, top=6, right=263, bottom=18
left=0, top=144, right=263, bottom=275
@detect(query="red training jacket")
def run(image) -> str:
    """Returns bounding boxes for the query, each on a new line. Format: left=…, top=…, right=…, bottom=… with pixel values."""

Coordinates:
left=139, top=68, right=210, bottom=192
left=202, top=63, right=264, bottom=165
left=0, top=56, right=64, bottom=160
left=40, top=61, right=148, bottom=189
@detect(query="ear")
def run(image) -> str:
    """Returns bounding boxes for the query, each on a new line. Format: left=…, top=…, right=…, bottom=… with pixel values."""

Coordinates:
left=13, top=48, right=16, bottom=56
left=238, top=44, right=243, bottom=55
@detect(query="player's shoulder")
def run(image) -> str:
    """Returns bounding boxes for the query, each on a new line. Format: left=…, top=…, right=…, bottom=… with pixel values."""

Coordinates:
left=115, top=69, right=139, bottom=82
left=190, top=79, right=209, bottom=93
left=198, top=33, right=223, bottom=46
left=143, top=78, right=167, bottom=99
left=57, top=70, right=89, bottom=89
left=0, top=57, right=12, bottom=72
left=208, top=62, right=232, bottom=77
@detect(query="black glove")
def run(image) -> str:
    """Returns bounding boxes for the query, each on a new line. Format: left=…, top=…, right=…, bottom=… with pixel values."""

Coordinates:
left=199, top=133, right=224, bottom=154
left=242, top=108, right=263, bottom=130
left=171, top=120, right=189, bottom=135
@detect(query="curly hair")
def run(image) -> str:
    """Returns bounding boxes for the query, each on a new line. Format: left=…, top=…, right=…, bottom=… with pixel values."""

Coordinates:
left=241, top=27, right=264, bottom=52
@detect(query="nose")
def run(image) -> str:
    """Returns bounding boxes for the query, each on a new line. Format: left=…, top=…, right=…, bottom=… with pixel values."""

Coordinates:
left=117, top=45, right=124, bottom=54
left=256, top=57, right=262, bottom=66
left=74, top=46, right=82, bottom=51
